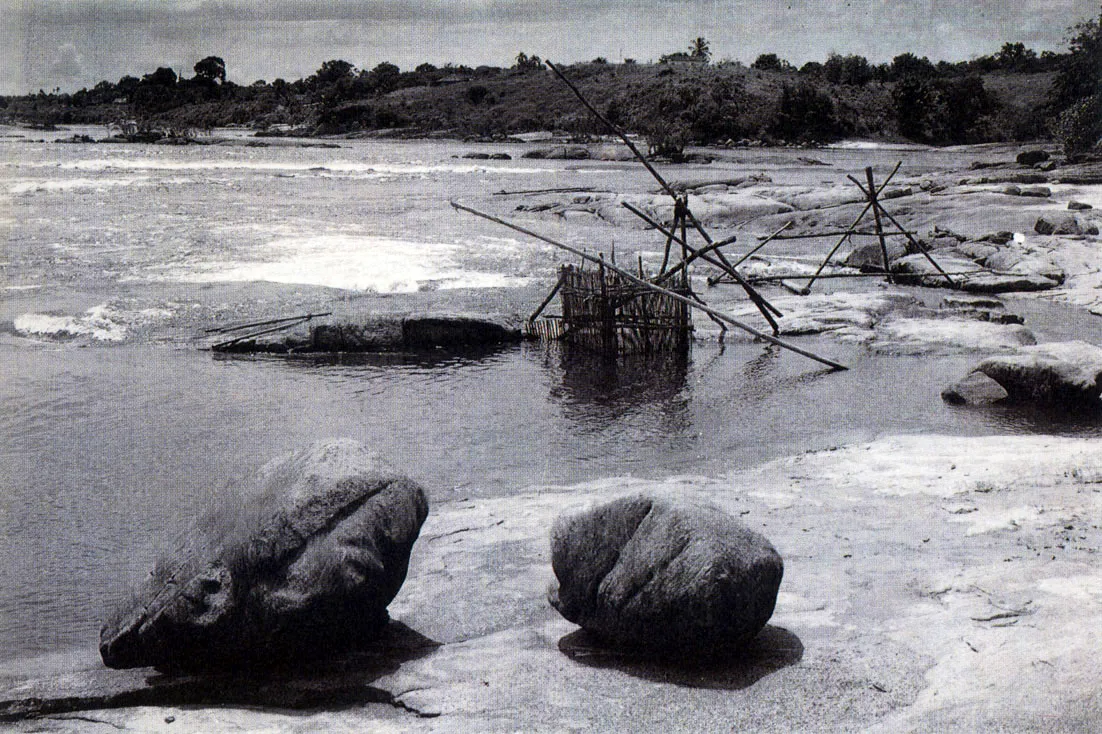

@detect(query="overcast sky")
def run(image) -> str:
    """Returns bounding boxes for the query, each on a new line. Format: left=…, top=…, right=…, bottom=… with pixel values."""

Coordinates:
left=1, top=0, right=1098, bottom=95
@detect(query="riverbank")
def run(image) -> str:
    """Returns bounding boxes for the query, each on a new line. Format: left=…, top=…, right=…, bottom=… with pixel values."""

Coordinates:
left=2, top=432, right=1100, bottom=731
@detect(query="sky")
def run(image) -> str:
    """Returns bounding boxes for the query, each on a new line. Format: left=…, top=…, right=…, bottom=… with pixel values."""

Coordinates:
left=1, top=0, right=1098, bottom=95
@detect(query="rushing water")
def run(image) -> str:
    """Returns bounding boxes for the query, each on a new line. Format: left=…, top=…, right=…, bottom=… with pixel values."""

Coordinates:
left=1, top=128, right=1100, bottom=665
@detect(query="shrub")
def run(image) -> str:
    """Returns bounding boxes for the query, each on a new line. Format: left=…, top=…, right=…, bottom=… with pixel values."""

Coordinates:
left=1056, top=94, right=1102, bottom=157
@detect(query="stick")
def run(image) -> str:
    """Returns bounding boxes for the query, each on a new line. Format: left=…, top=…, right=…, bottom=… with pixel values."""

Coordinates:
left=802, top=162, right=902, bottom=294
left=732, top=221, right=793, bottom=269
left=205, top=312, right=332, bottom=334
left=451, top=202, right=848, bottom=371
left=847, top=172, right=955, bottom=287
left=620, top=202, right=782, bottom=320
left=545, top=61, right=678, bottom=200
left=864, top=167, right=895, bottom=284
left=528, top=274, right=563, bottom=322
left=212, top=315, right=317, bottom=350
left=763, top=229, right=918, bottom=241
left=494, top=187, right=599, bottom=196
left=749, top=269, right=988, bottom=282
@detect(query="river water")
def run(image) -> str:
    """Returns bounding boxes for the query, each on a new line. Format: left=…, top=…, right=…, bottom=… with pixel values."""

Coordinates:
left=1, top=128, right=1099, bottom=665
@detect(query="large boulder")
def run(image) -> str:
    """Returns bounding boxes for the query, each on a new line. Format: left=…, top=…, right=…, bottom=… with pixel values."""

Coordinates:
left=548, top=494, right=783, bottom=658
left=945, top=341, right=1102, bottom=407
left=100, top=440, right=429, bottom=670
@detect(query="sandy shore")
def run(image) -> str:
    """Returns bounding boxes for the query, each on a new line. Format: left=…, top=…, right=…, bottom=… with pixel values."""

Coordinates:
left=3, top=433, right=1100, bottom=732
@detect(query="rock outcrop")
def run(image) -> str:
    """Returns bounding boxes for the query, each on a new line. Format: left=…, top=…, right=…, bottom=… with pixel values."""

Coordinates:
left=100, top=440, right=429, bottom=670
left=943, top=341, right=1102, bottom=407
left=548, top=494, right=783, bottom=658
left=214, top=313, right=526, bottom=354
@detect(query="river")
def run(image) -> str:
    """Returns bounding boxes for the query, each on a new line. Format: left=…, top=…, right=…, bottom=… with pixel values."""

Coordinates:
left=1, top=127, right=1099, bottom=664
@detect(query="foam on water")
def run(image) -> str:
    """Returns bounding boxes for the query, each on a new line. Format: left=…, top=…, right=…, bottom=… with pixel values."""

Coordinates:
left=8, top=176, right=158, bottom=195
left=42, top=157, right=564, bottom=176
left=13, top=302, right=176, bottom=342
left=15, top=306, right=128, bottom=341
left=143, top=234, right=528, bottom=292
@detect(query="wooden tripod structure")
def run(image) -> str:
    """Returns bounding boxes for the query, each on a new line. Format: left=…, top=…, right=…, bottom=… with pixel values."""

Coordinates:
left=452, top=61, right=847, bottom=371
left=710, top=162, right=955, bottom=294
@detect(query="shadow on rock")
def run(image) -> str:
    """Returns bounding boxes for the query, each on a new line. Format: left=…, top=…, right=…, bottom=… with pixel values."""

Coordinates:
left=556, top=624, right=803, bottom=690
left=0, top=622, right=440, bottom=722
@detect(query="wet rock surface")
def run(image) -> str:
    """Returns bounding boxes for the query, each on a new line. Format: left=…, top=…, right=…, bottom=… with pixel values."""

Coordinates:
left=548, top=494, right=783, bottom=658
left=99, top=440, right=429, bottom=671
left=945, top=341, right=1102, bottom=407
left=971, top=341, right=1102, bottom=406
left=214, top=313, right=525, bottom=354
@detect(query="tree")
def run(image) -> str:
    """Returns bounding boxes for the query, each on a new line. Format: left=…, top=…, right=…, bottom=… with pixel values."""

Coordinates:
left=770, top=83, right=843, bottom=142
left=689, top=37, right=711, bottom=63
left=823, top=53, right=872, bottom=86
left=751, top=54, right=792, bottom=72
left=1048, top=11, right=1102, bottom=113
left=142, top=67, right=178, bottom=87
left=994, top=42, right=1038, bottom=72
left=514, top=52, right=543, bottom=71
left=889, top=53, right=936, bottom=80
left=314, top=59, right=355, bottom=86
left=193, top=56, right=226, bottom=84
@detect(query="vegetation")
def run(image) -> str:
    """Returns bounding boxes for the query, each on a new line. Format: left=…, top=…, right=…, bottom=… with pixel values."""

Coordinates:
left=2, top=14, right=1097, bottom=152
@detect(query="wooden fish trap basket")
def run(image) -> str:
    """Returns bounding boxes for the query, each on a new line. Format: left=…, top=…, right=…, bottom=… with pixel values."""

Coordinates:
left=541, top=263, right=692, bottom=355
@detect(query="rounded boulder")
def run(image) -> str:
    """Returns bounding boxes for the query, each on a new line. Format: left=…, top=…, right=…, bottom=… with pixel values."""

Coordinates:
left=99, top=440, right=429, bottom=671
left=548, top=494, right=783, bottom=658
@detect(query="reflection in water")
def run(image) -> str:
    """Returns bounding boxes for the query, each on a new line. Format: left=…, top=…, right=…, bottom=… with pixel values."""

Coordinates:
left=548, top=345, right=692, bottom=438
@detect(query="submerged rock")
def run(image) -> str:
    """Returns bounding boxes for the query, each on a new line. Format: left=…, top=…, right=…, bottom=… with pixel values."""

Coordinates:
left=100, top=440, right=429, bottom=670
left=945, top=341, right=1102, bottom=407
left=548, top=494, right=783, bottom=658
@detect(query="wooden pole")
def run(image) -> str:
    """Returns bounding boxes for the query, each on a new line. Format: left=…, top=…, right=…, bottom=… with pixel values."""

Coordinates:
left=865, top=167, right=895, bottom=284
left=205, top=311, right=332, bottom=334
left=452, top=202, right=848, bottom=371
left=846, top=172, right=956, bottom=286
left=619, top=202, right=783, bottom=322
left=802, top=161, right=902, bottom=294
left=546, top=58, right=781, bottom=330
left=545, top=60, right=679, bottom=200
left=528, top=273, right=563, bottom=323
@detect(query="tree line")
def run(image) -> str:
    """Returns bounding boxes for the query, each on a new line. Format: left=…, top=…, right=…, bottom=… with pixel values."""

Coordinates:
left=2, top=14, right=1100, bottom=157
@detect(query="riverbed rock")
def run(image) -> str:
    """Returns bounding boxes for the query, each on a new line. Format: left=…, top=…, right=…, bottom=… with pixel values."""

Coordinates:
left=843, top=239, right=908, bottom=270
left=891, top=253, right=1060, bottom=293
left=967, top=341, right=1102, bottom=406
left=941, top=370, right=1011, bottom=405
left=548, top=494, right=783, bottom=658
left=1035, top=215, right=1098, bottom=236
left=1016, top=150, right=1050, bottom=166
left=216, top=313, right=525, bottom=353
left=1068, top=200, right=1093, bottom=210
left=100, top=440, right=429, bottom=670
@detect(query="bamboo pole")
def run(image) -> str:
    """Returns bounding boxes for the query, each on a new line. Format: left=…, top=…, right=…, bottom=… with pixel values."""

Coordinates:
left=205, top=311, right=332, bottom=334
left=451, top=202, right=848, bottom=371
left=864, top=167, right=895, bottom=284
left=846, top=173, right=955, bottom=286
left=619, top=202, right=782, bottom=322
left=801, top=161, right=902, bottom=293
left=763, top=229, right=918, bottom=241
left=732, top=221, right=793, bottom=269
left=546, top=58, right=781, bottom=330
left=749, top=269, right=988, bottom=282
left=528, top=273, right=563, bottom=323
left=545, top=61, right=679, bottom=200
